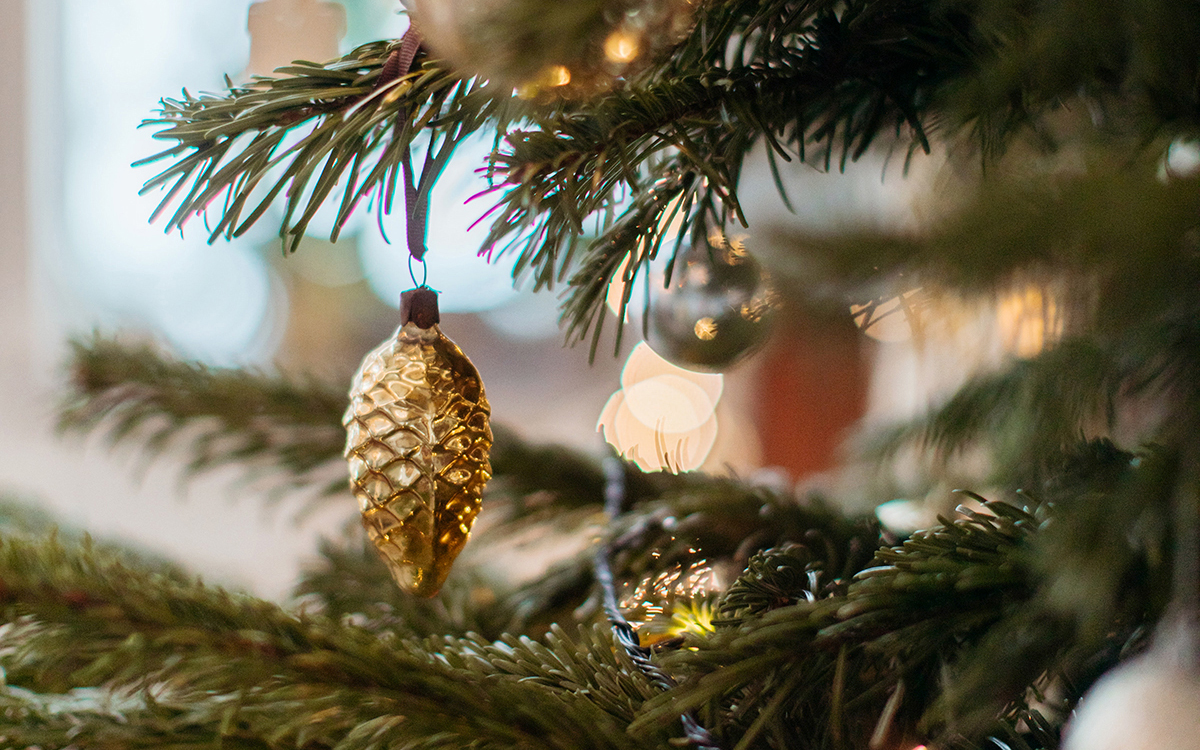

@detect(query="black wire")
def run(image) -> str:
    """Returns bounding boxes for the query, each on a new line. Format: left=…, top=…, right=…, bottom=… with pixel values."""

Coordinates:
left=595, top=456, right=723, bottom=750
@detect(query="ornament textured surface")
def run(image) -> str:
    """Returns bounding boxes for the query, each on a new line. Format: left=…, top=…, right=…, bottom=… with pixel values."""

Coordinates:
left=343, top=322, right=491, bottom=597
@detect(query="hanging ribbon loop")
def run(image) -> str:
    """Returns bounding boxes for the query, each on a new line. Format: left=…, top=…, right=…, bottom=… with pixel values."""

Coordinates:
left=376, top=28, right=430, bottom=266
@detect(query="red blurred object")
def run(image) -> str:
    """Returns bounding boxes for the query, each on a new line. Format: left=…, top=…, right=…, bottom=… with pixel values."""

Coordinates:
left=753, top=312, right=869, bottom=478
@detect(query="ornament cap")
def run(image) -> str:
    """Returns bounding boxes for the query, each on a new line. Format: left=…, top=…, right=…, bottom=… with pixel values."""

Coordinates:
left=401, top=287, right=441, bottom=329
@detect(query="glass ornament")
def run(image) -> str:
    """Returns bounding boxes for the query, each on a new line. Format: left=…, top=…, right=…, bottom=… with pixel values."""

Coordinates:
left=343, top=287, right=492, bottom=597
left=649, top=233, right=777, bottom=372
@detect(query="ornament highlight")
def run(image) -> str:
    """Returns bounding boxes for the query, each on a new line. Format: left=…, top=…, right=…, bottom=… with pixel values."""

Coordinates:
left=343, top=287, right=492, bottom=597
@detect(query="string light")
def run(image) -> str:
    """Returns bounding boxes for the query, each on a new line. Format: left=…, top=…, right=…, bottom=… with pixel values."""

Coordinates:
left=619, top=561, right=719, bottom=611
left=668, top=598, right=716, bottom=637
left=618, top=558, right=720, bottom=647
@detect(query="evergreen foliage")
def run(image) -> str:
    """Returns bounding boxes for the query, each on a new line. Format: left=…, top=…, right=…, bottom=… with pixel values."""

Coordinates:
left=4, top=339, right=1179, bottom=749
left=6, top=0, right=1200, bottom=747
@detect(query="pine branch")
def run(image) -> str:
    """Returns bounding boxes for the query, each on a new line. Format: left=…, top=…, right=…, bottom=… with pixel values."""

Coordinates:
left=631, top=441, right=1179, bottom=750
left=865, top=339, right=1119, bottom=480
left=137, top=0, right=981, bottom=351
left=0, top=534, right=683, bottom=749
left=634, top=499, right=1043, bottom=749
left=291, top=476, right=879, bottom=648
left=134, top=0, right=1200, bottom=351
left=293, top=531, right=545, bottom=641
left=487, top=424, right=609, bottom=505
left=952, top=0, right=1200, bottom=155
left=52, top=335, right=1177, bottom=747
left=1027, top=443, right=1176, bottom=643
left=436, top=624, right=666, bottom=728
left=0, top=686, right=279, bottom=750
left=555, top=167, right=711, bottom=357
left=136, top=40, right=514, bottom=253
left=935, top=443, right=1175, bottom=738
left=488, top=0, right=980, bottom=348
left=60, top=335, right=349, bottom=498
left=609, top=479, right=880, bottom=599
left=865, top=299, right=1200, bottom=484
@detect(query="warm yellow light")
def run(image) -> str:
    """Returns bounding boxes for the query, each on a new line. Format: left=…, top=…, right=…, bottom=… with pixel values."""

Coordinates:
left=623, top=562, right=720, bottom=609
left=997, top=284, right=1061, bottom=357
left=623, top=374, right=715, bottom=433
left=694, top=317, right=718, bottom=340
left=669, top=599, right=716, bottom=637
left=604, top=30, right=640, bottom=63
left=597, top=391, right=719, bottom=472
left=516, top=65, right=572, bottom=99
left=548, top=65, right=571, bottom=86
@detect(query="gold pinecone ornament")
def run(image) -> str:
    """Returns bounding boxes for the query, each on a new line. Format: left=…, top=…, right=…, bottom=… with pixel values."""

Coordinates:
left=343, top=287, right=492, bottom=597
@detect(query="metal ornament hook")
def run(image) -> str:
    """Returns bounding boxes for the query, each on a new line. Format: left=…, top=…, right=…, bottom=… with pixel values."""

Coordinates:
left=408, top=254, right=428, bottom=288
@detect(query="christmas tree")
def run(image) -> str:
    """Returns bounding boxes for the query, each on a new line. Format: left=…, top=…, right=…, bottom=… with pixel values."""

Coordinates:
left=3, top=0, right=1200, bottom=748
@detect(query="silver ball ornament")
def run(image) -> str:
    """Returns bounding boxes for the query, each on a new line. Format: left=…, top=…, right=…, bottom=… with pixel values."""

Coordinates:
left=648, top=233, right=778, bottom=372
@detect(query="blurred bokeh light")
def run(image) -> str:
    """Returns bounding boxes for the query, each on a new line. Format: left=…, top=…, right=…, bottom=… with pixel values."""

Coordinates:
left=598, top=343, right=724, bottom=472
